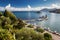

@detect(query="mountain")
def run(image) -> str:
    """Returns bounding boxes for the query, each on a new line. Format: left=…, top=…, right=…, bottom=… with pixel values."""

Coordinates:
left=49, top=9, right=60, bottom=13
left=40, top=8, right=60, bottom=13
left=40, top=8, right=57, bottom=12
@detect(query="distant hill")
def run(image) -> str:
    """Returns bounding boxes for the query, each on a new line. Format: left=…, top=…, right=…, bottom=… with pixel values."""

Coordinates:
left=40, top=8, right=56, bottom=12
left=39, top=8, right=60, bottom=14
left=49, top=9, right=60, bottom=13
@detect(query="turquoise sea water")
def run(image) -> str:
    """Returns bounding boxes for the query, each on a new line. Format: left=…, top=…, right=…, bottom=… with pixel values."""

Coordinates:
left=13, top=11, right=60, bottom=33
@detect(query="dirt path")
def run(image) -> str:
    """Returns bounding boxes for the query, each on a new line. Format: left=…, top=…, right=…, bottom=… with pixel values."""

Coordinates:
left=50, top=33, right=60, bottom=40
left=44, top=31, right=60, bottom=40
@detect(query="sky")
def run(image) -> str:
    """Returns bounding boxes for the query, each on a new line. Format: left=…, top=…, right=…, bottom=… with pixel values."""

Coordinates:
left=0, top=0, right=60, bottom=11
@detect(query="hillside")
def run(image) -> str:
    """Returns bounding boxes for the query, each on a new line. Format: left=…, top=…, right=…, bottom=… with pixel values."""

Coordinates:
left=0, top=10, right=52, bottom=40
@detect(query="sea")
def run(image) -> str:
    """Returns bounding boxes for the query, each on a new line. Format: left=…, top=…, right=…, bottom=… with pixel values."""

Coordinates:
left=12, top=11, right=60, bottom=33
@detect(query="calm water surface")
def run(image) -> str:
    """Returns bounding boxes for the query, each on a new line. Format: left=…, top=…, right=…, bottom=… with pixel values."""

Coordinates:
left=13, top=11, right=60, bottom=33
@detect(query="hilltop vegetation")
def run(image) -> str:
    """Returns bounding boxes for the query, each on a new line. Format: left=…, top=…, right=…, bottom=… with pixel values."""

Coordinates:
left=0, top=10, right=52, bottom=40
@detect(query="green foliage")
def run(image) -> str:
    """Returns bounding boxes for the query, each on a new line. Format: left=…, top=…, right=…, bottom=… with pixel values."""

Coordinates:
left=44, top=33, right=52, bottom=40
left=4, top=10, right=17, bottom=20
left=0, top=19, right=2, bottom=26
left=35, top=27, right=44, bottom=33
left=27, top=24, right=34, bottom=28
left=0, top=16, right=11, bottom=27
left=0, top=10, right=52, bottom=40
left=0, top=12, right=3, bottom=16
left=13, top=19, right=26, bottom=29
left=3, top=17, right=11, bottom=24
left=15, top=28, right=44, bottom=40
left=0, top=16, right=6, bottom=21
left=1, top=17, right=11, bottom=28
left=3, top=24, right=13, bottom=29
left=0, top=29, right=15, bottom=40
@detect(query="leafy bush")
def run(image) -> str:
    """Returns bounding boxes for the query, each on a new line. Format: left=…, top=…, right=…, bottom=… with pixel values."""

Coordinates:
left=44, top=33, right=52, bottom=40
left=0, top=29, right=15, bottom=40
left=0, top=19, right=2, bottom=26
left=0, top=12, right=3, bottom=16
left=0, top=16, right=6, bottom=21
left=15, top=28, right=44, bottom=40
left=1, top=17, right=11, bottom=28
left=13, top=19, right=26, bottom=29
left=27, top=24, right=34, bottom=28
left=35, top=27, right=44, bottom=33
left=3, top=17, right=11, bottom=24
left=3, top=24, right=13, bottom=29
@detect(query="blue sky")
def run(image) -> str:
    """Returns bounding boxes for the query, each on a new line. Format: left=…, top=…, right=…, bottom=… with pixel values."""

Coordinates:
left=0, top=0, right=60, bottom=7
left=0, top=0, right=60, bottom=11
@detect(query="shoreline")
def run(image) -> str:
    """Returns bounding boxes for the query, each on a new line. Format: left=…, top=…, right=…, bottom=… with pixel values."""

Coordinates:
left=44, top=31, right=60, bottom=40
left=23, top=19, right=60, bottom=40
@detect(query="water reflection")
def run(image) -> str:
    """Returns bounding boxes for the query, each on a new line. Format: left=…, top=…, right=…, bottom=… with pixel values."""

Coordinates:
left=41, top=12, right=47, bottom=17
left=40, top=21, right=46, bottom=27
left=28, top=11, right=31, bottom=20
left=50, top=13, right=56, bottom=26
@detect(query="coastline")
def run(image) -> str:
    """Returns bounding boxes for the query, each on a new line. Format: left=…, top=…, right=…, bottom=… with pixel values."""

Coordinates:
left=44, top=31, right=60, bottom=40
left=25, top=21, right=60, bottom=40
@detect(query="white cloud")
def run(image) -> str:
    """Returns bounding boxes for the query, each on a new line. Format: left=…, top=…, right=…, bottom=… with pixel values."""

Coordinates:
left=51, top=4, right=60, bottom=8
left=5, top=4, right=11, bottom=9
left=38, top=4, right=60, bottom=9
left=27, top=5, right=31, bottom=9
left=0, top=3, right=60, bottom=11
left=43, top=0, right=47, bottom=1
